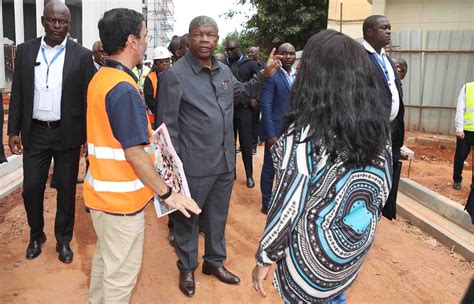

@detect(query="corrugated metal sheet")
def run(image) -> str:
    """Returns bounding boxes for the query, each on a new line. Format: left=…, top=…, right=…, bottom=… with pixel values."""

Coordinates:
left=391, top=30, right=474, bottom=135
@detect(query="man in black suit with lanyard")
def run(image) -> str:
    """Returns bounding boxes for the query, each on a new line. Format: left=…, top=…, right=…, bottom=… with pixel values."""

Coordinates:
left=362, top=15, right=405, bottom=220
left=8, top=1, right=95, bottom=262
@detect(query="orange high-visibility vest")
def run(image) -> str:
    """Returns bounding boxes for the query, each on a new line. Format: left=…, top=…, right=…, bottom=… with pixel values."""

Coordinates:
left=84, top=67, right=155, bottom=214
left=147, top=71, right=158, bottom=125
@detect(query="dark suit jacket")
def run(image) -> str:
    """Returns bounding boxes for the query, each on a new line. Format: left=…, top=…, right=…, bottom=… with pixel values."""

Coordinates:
left=258, top=69, right=291, bottom=140
left=367, top=52, right=405, bottom=149
left=226, top=56, right=261, bottom=107
left=8, top=37, right=95, bottom=149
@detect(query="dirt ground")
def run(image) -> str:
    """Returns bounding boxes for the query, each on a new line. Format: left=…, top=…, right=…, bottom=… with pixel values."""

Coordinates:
left=0, top=145, right=473, bottom=304
left=402, top=131, right=471, bottom=206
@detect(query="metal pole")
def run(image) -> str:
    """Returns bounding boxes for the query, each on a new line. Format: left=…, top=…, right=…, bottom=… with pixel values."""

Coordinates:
left=339, top=1, right=343, bottom=33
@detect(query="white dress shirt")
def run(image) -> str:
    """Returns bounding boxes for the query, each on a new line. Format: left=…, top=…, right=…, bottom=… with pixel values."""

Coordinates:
left=282, top=67, right=296, bottom=87
left=363, top=39, right=400, bottom=121
left=33, top=36, right=67, bottom=121
left=93, top=59, right=101, bottom=71
left=455, top=85, right=466, bottom=133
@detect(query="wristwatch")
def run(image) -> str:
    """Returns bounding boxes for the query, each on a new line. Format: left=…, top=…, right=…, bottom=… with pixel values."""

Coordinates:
left=157, top=185, right=172, bottom=200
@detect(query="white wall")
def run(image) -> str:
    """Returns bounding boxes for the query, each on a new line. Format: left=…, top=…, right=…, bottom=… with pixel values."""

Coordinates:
left=82, top=0, right=142, bottom=50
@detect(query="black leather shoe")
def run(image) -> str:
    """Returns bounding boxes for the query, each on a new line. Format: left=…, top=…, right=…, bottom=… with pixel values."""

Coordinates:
left=246, top=177, right=255, bottom=188
left=202, top=263, right=240, bottom=285
left=56, top=243, right=73, bottom=263
left=26, top=233, right=46, bottom=260
left=179, top=270, right=195, bottom=297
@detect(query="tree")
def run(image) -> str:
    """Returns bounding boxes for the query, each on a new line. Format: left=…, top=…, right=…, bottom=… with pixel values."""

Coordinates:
left=226, top=0, right=328, bottom=52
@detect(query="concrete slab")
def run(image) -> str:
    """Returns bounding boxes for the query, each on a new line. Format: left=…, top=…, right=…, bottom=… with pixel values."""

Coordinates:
left=399, top=178, right=473, bottom=232
left=398, top=192, right=474, bottom=261
left=0, top=155, right=22, bottom=178
left=0, top=167, right=22, bottom=199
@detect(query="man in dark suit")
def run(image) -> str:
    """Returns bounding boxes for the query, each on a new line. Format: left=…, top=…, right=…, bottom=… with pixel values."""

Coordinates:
left=8, top=1, right=95, bottom=262
left=362, top=15, right=405, bottom=220
left=248, top=46, right=266, bottom=152
left=258, top=43, right=296, bottom=214
left=225, top=38, right=261, bottom=188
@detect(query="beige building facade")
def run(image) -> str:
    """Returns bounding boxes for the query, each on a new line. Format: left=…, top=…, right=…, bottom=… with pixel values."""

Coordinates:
left=371, top=0, right=474, bottom=31
left=327, top=0, right=371, bottom=38
left=327, top=0, right=474, bottom=39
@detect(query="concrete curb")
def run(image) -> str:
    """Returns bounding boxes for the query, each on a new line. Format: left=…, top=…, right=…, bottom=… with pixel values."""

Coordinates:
left=398, top=192, right=473, bottom=261
left=0, top=155, right=23, bottom=200
left=399, top=178, right=473, bottom=233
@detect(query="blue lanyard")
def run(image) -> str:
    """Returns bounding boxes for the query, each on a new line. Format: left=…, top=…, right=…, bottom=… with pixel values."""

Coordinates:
left=41, top=46, right=66, bottom=89
left=372, top=52, right=389, bottom=81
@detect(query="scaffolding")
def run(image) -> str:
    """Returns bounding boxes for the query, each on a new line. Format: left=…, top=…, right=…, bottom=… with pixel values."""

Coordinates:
left=145, top=0, right=174, bottom=58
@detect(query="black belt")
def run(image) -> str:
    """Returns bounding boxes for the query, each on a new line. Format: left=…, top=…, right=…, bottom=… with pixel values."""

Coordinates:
left=32, top=119, right=60, bottom=128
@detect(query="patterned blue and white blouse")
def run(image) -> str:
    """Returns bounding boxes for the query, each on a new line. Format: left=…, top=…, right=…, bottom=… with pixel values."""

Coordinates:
left=256, top=127, right=392, bottom=303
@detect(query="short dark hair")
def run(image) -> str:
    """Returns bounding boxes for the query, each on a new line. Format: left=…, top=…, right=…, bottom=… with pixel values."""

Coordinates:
left=98, top=8, right=144, bottom=56
left=362, top=15, right=386, bottom=37
left=168, top=35, right=181, bottom=56
left=284, top=29, right=390, bottom=169
left=180, top=34, right=189, bottom=49
left=188, top=15, right=218, bottom=34
left=396, top=58, right=408, bottom=70
left=225, top=37, right=239, bottom=47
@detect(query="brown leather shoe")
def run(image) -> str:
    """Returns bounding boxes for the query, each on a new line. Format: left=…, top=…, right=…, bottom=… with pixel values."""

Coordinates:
left=179, top=270, right=195, bottom=297
left=202, top=263, right=240, bottom=285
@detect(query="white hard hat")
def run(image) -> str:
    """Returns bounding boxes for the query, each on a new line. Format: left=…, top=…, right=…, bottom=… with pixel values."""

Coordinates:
left=153, top=46, right=172, bottom=60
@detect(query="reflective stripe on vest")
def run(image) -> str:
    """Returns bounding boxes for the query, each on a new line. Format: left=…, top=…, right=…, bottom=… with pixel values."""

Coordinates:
left=84, top=67, right=155, bottom=214
left=147, top=71, right=158, bottom=124
left=464, top=82, right=474, bottom=131
left=88, top=143, right=153, bottom=161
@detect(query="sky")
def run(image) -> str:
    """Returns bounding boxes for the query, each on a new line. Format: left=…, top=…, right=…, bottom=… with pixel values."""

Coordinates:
left=173, top=0, right=255, bottom=43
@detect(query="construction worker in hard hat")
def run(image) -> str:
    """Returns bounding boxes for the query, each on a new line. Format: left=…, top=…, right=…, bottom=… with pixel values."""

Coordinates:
left=144, top=46, right=172, bottom=129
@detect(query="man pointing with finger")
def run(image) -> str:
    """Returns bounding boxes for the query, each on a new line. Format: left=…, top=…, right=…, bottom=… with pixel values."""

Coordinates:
left=156, top=15, right=282, bottom=297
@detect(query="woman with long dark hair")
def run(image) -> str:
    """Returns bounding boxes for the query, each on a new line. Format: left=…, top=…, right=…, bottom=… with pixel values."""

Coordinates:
left=251, top=29, right=392, bottom=303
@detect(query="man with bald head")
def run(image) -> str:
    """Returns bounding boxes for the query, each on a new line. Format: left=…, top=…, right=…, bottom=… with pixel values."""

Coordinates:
left=8, top=1, right=95, bottom=263
left=259, top=42, right=296, bottom=214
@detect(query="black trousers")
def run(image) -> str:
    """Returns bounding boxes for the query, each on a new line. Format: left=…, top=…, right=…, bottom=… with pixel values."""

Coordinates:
left=23, top=124, right=81, bottom=244
left=383, top=146, right=401, bottom=220
left=234, top=106, right=253, bottom=179
left=251, top=108, right=260, bottom=149
left=453, top=130, right=474, bottom=184
left=174, top=170, right=234, bottom=271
